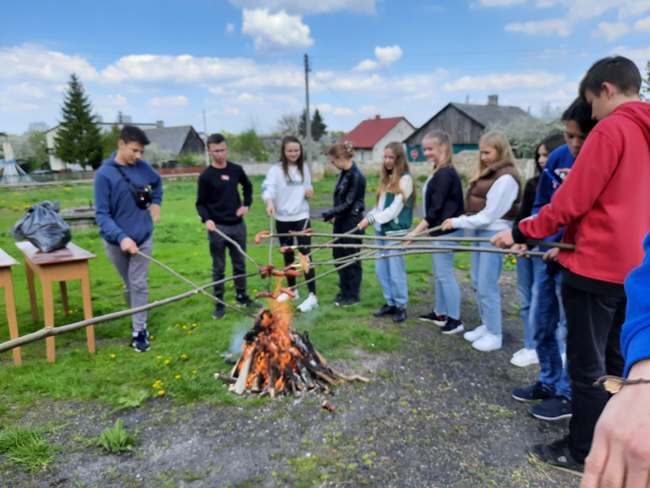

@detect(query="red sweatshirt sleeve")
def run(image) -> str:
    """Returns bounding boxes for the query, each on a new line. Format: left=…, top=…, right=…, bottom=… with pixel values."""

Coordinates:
left=519, top=128, right=620, bottom=239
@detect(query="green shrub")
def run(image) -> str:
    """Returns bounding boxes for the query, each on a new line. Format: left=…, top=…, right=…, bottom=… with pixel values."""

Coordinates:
left=95, top=420, right=135, bottom=454
left=0, top=427, right=56, bottom=472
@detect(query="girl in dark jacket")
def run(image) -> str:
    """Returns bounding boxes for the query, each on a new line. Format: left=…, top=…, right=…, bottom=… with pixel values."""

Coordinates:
left=322, top=141, right=367, bottom=305
left=407, top=131, right=464, bottom=334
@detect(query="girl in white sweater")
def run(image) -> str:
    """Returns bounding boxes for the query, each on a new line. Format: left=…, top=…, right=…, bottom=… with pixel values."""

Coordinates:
left=262, top=136, right=317, bottom=312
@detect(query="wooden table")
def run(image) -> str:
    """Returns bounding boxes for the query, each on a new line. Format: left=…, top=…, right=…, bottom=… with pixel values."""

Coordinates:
left=15, top=241, right=96, bottom=363
left=0, top=248, right=21, bottom=365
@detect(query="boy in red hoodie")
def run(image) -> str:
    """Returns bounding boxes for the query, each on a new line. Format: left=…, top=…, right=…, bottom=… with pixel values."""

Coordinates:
left=492, top=55, right=650, bottom=473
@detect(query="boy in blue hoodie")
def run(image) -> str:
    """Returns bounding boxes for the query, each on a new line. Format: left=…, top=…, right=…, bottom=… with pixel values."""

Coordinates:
left=94, top=125, right=163, bottom=352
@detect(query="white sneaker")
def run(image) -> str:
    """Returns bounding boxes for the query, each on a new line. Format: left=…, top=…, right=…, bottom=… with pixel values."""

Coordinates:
left=463, top=325, right=487, bottom=343
left=510, top=348, right=539, bottom=367
left=472, top=332, right=502, bottom=352
left=297, top=293, right=318, bottom=312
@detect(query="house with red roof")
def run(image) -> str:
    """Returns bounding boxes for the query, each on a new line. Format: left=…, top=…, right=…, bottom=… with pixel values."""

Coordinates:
left=341, top=115, right=415, bottom=164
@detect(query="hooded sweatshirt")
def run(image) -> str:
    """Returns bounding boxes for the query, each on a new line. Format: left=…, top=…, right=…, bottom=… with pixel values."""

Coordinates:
left=516, top=101, right=650, bottom=284
left=261, top=163, right=313, bottom=222
left=621, top=232, right=650, bottom=376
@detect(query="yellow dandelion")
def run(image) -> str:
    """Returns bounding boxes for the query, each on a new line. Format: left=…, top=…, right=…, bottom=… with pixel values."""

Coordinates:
left=109, top=353, right=117, bottom=360
left=149, top=335, right=156, bottom=341
left=164, top=358, right=172, bottom=366
left=175, top=374, right=182, bottom=380
left=182, top=325, right=188, bottom=330
left=157, top=389, right=166, bottom=397
left=180, top=353, right=189, bottom=361
left=156, top=355, right=163, bottom=361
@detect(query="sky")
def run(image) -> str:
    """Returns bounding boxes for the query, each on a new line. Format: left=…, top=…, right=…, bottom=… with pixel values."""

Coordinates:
left=1, top=0, right=649, bottom=135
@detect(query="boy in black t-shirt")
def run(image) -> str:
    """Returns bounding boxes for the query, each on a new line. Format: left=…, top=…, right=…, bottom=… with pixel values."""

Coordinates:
left=196, top=133, right=254, bottom=319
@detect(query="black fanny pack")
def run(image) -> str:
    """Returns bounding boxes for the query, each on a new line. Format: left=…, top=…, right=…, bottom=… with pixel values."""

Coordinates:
left=115, top=164, right=153, bottom=209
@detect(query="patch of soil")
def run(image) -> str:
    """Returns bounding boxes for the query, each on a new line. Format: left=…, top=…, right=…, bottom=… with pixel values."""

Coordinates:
left=1, top=270, right=578, bottom=487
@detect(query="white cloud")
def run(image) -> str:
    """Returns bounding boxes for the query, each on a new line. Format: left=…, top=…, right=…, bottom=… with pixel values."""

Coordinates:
left=375, top=45, right=402, bottom=66
left=148, top=95, right=189, bottom=107
left=317, top=73, right=382, bottom=91
left=353, top=59, right=379, bottom=71
left=359, top=105, right=379, bottom=114
left=611, top=45, right=650, bottom=71
left=618, top=0, right=650, bottom=19
left=242, top=9, right=313, bottom=52
left=0, top=44, right=98, bottom=82
left=442, top=72, right=564, bottom=91
left=478, top=0, right=525, bottom=6
left=229, top=0, right=375, bottom=14
left=237, top=92, right=263, bottom=103
left=101, top=54, right=258, bottom=83
left=224, top=107, right=241, bottom=116
left=226, top=23, right=236, bottom=33
left=594, top=21, right=630, bottom=41
left=505, top=18, right=572, bottom=36
left=316, top=103, right=355, bottom=116
left=634, top=16, right=650, bottom=31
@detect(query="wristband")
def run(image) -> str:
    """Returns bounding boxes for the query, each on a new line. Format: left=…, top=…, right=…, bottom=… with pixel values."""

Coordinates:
left=594, top=375, right=650, bottom=394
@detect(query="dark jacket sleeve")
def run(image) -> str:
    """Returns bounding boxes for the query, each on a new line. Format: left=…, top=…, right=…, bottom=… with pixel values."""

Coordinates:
left=323, top=171, right=361, bottom=219
left=239, top=166, right=253, bottom=207
left=424, top=169, right=452, bottom=227
left=513, top=176, right=538, bottom=229
left=195, top=173, right=211, bottom=222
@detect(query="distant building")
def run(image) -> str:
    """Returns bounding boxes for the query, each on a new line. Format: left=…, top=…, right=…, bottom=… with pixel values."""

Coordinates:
left=45, top=120, right=163, bottom=171
left=143, top=125, right=205, bottom=157
left=404, top=95, right=534, bottom=161
left=342, top=115, right=415, bottom=164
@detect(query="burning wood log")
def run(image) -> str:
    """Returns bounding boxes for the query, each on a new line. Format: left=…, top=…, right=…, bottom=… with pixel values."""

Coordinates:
left=216, top=299, right=363, bottom=397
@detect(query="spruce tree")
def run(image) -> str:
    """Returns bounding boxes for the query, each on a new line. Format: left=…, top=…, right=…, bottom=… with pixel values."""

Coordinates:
left=311, top=109, right=327, bottom=141
left=54, top=74, right=103, bottom=169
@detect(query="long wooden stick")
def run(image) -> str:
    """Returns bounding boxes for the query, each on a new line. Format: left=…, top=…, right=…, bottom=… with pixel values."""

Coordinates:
left=209, top=226, right=260, bottom=268
left=139, top=251, right=253, bottom=316
left=281, top=242, right=551, bottom=257
left=265, top=231, right=574, bottom=250
left=0, top=272, right=258, bottom=354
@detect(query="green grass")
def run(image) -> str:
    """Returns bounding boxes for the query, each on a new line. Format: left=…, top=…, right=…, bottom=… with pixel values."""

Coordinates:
left=0, top=175, right=488, bottom=421
left=0, top=426, right=57, bottom=472
left=95, top=420, right=135, bottom=454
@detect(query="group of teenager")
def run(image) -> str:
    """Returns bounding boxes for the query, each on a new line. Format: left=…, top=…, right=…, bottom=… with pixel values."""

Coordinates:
left=93, top=55, right=649, bottom=483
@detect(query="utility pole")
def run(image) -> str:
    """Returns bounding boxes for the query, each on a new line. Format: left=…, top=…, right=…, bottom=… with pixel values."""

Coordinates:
left=304, top=53, right=311, bottom=164
left=202, top=109, right=210, bottom=167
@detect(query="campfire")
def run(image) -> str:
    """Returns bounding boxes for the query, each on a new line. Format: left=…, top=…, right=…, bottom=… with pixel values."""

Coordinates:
left=216, top=289, right=367, bottom=398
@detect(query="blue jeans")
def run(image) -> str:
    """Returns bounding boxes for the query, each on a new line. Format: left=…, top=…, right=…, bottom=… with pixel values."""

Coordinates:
left=533, top=257, right=571, bottom=400
left=516, top=256, right=538, bottom=349
left=374, top=236, right=408, bottom=308
left=432, top=230, right=462, bottom=320
left=467, top=228, right=503, bottom=336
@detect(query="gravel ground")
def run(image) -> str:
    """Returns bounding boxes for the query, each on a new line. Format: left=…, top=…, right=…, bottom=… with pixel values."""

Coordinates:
left=1, top=270, right=579, bottom=488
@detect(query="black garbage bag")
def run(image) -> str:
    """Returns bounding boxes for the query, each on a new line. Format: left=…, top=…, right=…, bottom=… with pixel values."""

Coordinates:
left=12, top=201, right=72, bottom=252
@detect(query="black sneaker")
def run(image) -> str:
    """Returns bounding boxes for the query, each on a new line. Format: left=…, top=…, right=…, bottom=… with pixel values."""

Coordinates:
left=339, top=296, right=360, bottom=307
left=392, top=308, right=407, bottom=323
left=212, top=307, right=225, bottom=320
left=236, top=293, right=258, bottom=307
left=530, top=396, right=572, bottom=421
left=530, top=437, right=584, bottom=476
left=418, top=312, right=447, bottom=326
left=440, top=318, right=464, bottom=335
left=512, top=381, right=554, bottom=403
left=374, top=304, right=397, bottom=317
left=131, top=330, right=150, bottom=353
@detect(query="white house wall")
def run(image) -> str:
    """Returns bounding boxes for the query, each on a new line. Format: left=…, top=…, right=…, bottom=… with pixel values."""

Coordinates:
left=371, top=120, right=416, bottom=163
left=45, top=127, right=67, bottom=171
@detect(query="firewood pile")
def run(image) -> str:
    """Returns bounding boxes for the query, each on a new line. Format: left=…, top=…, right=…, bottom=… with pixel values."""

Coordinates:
left=216, top=299, right=368, bottom=397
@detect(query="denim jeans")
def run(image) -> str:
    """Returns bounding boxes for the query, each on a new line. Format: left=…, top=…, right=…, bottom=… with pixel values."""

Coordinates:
left=467, top=228, right=503, bottom=335
left=516, top=256, right=538, bottom=349
left=374, top=236, right=408, bottom=308
left=432, top=230, right=462, bottom=320
left=533, top=258, right=571, bottom=399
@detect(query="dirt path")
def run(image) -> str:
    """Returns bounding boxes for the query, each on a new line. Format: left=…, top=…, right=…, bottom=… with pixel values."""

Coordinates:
left=2, top=271, right=578, bottom=488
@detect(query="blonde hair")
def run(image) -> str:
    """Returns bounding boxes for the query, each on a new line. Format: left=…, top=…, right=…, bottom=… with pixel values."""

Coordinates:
left=422, top=130, right=453, bottom=168
left=377, top=142, right=414, bottom=204
left=327, top=140, right=355, bottom=160
left=470, top=131, right=516, bottom=183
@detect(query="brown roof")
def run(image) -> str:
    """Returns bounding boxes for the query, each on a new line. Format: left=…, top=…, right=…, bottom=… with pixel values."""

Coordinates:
left=342, top=116, right=412, bottom=149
